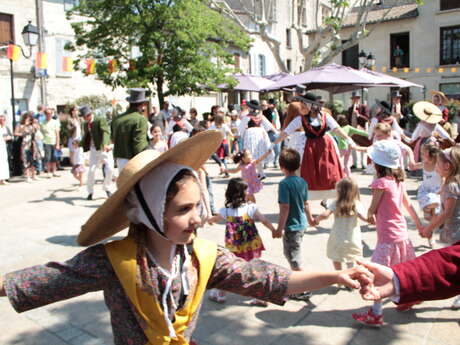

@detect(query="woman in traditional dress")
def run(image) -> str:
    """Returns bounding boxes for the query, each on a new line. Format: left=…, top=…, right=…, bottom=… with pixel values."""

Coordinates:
left=410, top=101, right=455, bottom=162
left=274, top=92, right=356, bottom=199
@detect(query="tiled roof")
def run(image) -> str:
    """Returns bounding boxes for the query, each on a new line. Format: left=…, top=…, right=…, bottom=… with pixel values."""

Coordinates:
left=306, top=4, right=419, bottom=33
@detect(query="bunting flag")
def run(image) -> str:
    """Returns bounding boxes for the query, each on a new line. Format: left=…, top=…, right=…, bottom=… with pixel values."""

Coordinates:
left=7, top=44, right=20, bottom=61
left=36, top=52, right=48, bottom=69
left=86, top=58, right=96, bottom=74
left=111, top=98, right=117, bottom=106
left=108, top=59, right=118, bottom=73
left=62, top=57, right=74, bottom=72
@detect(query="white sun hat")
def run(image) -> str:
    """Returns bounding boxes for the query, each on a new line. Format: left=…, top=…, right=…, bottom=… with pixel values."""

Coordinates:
left=368, top=139, right=401, bottom=169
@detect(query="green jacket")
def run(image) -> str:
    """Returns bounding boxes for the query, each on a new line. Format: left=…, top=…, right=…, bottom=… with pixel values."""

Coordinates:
left=111, top=109, right=149, bottom=159
left=81, top=116, right=111, bottom=152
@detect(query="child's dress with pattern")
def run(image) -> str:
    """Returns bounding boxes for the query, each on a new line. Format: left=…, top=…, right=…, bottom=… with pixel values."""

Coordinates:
left=240, top=162, right=262, bottom=195
left=370, top=176, right=416, bottom=266
left=219, top=204, right=265, bottom=261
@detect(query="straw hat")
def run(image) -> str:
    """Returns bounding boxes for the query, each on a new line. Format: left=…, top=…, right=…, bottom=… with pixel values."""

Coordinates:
left=413, top=101, right=443, bottom=124
left=430, top=90, right=449, bottom=105
left=77, top=130, right=224, bottom=246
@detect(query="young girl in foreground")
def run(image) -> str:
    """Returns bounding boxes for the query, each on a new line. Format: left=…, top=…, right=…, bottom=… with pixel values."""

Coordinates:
left=315, top=178, right=366, bottom=274
left=226, top=148, right=272, bottom=203
left=353, top=139, right=423, bottom=327
left=0, top=132, right=371, bottom=344
left=207, top=178, right=276, bottom=305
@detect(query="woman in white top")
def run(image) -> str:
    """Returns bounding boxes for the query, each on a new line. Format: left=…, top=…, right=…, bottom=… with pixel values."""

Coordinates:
left=274, top=92, right=356, bottom=199
left=0, top=114, right=12, bottom=185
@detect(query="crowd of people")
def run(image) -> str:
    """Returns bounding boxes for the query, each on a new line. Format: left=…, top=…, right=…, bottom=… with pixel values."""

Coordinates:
left=0, top=86, right=460, bottom=343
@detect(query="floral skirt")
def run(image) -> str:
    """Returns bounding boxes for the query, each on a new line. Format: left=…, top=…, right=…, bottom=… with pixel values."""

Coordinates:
left=371, top=239, right=416, bottom=266
left=225, top=215, right=265, bottom=261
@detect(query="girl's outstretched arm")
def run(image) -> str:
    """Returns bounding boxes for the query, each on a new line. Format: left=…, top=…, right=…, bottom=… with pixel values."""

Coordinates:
left=314, top=209, right=333, bottom=225
left=254, top=149, right=273, bottom=166
left=402, top=190, right=423, bottom=231
left=287, top=265, right=373, bottom=294
left=208, top=213, right=225, bottom=225
left=225, top=165, right=241, bottom=174
left=254, top=209, right=276, bottom=234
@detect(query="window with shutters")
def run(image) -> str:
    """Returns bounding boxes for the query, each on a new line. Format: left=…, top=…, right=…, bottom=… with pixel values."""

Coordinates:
left=0, top=13, right=14, bottom=56
left=440, top=0, right=460, bottom=11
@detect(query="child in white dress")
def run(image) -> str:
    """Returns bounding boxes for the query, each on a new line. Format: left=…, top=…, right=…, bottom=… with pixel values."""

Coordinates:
left=416, top=143, right=442, bottom=221
left=315, top=178, right=366, bottom=272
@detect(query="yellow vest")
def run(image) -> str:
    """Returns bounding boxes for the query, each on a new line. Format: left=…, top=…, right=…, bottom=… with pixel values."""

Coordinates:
left=105, top=236, right=217, bottom=345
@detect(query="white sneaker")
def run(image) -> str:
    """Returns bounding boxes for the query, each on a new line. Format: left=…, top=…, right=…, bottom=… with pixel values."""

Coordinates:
left=26, top=177, right=32, bottom=183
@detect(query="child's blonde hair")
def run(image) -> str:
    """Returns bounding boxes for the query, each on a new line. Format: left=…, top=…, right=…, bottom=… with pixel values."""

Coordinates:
left=335, top=178, right=360, bottom=217
left=421, top=143, right=440, bottom=163
left=438, top=145, right=460, bottom=186
left=374, top=122, right=391, bottom=136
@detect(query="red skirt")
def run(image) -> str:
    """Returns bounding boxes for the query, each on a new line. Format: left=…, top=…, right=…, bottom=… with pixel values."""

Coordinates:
left=301, top=135, right=344, bottom=191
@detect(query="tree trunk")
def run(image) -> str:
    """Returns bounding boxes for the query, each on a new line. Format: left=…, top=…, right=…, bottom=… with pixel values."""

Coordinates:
left=156, top=77, right=165, bottom=109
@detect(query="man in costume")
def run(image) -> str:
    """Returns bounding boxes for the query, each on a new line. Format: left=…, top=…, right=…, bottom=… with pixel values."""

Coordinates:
left=80, top=105, right=114, bottom=200
left=111, top=88, right=150, bottom=173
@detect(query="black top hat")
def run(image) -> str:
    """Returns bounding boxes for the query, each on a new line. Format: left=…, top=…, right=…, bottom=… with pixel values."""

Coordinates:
left=351, top=91, right=361, bottom=98
left=79, top=105, right=92, bottom=117
left=377, top=100, right=392, bottom=115
left=392, top=90, right=402, bottom=98
left=294, top=92, right=321, bottom=106
left=247, top=100, right=262, bottom=110
left=126, top=88, right=148, bottom=104
left=268, top=98, right=277, bottom=105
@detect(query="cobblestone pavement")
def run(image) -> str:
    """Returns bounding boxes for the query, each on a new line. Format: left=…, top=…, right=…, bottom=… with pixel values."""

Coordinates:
left=0, top=162, right=458, bottom=345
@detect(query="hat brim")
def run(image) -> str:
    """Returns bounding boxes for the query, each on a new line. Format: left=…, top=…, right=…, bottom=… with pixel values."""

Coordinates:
left=430, top=90, right=449, bottom=105
left=376, top=100, right=392, bottom=115
left=413, top=101, right=443, bottom=124
left=77, top=130, right=224, bottom=246
left=293, top=95, right=321, bottom=106
left=247, top=104, right=262, bottom=110
left=368, top=145, right=400, bottom=169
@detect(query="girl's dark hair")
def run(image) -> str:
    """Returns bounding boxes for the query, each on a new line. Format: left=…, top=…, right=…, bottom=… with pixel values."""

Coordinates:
left=233, top=151, right=245, bottom=164
left=165, top=169, right=198, bottom=206
left=374, top=163, right=405, bottom=182
left=422, top=143, right=441, bottom=162
left=225, top=178, right=248, bottom=209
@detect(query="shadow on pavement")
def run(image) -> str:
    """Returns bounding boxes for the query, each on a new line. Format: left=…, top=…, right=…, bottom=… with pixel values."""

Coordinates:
left=46, top=235, right=125, bottom=247
left=7, top=298, right=113, bottom=345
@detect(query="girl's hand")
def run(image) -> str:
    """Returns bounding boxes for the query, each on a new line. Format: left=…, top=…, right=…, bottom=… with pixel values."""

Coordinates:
left=367, top=215, right=376, bottom=225
left=336, top=265, right=374, bottom=290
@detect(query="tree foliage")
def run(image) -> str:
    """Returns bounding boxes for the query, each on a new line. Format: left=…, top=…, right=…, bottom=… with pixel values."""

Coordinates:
left=67, top=0, right=251, bottom=106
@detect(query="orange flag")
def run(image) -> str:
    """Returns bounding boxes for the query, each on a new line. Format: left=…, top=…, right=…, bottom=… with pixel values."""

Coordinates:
left=86, top=59, right=96, bottom=74
left=108, top=59, right=118, bottom=73
left=36, top=52, right=48, bottom=69
left=63, top=57, right=74, bottom=72
left=7, top=44, right=20, bottom=61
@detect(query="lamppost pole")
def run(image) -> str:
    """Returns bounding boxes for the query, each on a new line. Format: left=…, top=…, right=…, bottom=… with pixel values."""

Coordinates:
left=9, top=58, right=16, bottom=130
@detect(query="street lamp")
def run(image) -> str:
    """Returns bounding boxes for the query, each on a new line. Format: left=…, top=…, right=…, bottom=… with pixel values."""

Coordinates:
left=5, top=21, right=39, bottom=130
left=21, top=21, right=39, bottom=56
